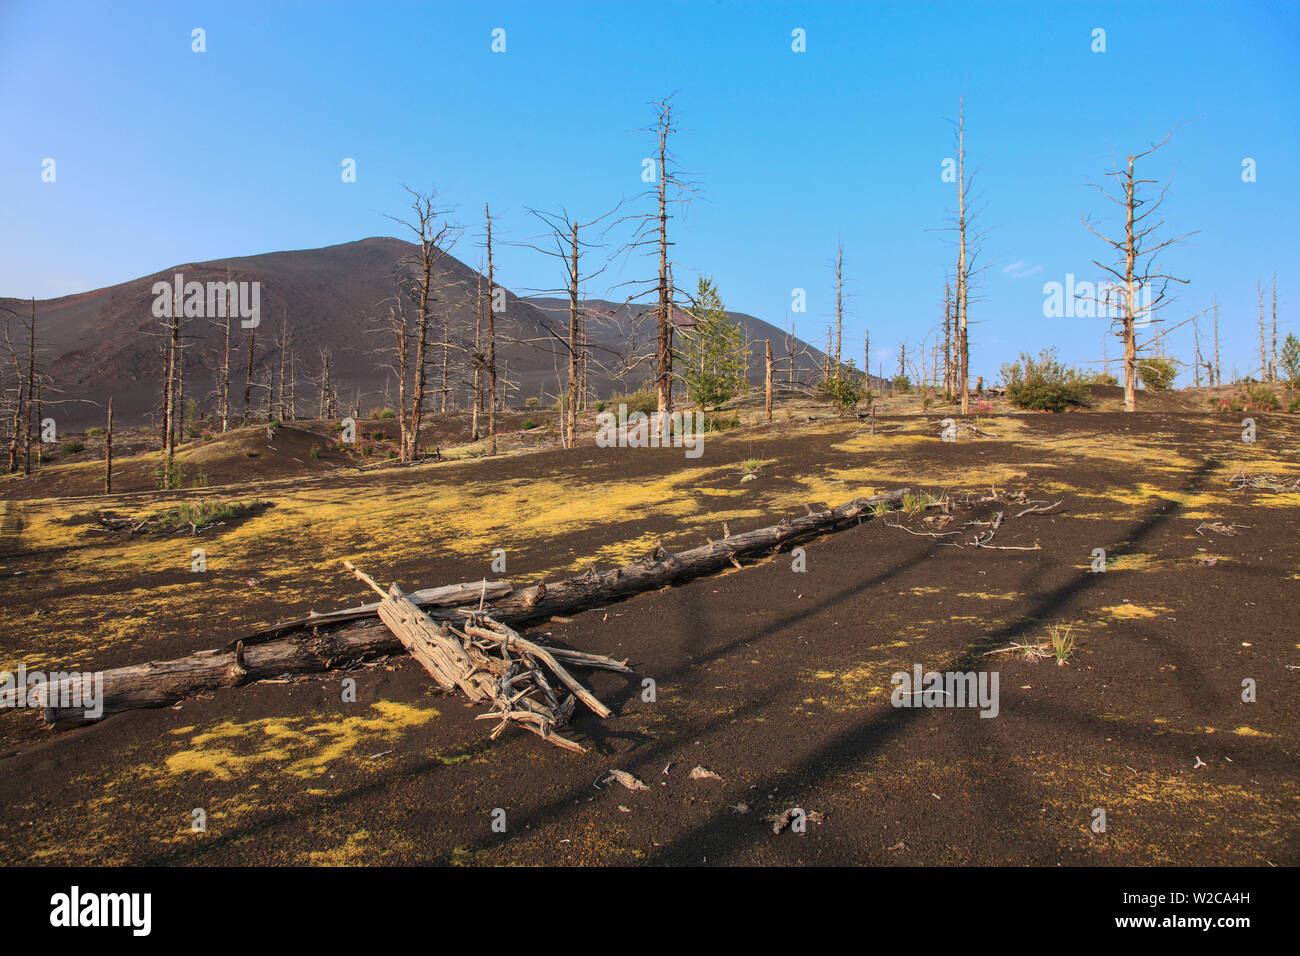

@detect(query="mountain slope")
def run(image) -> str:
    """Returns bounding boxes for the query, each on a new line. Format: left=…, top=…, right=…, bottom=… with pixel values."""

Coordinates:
left=1, top=238, right=833, bottom=428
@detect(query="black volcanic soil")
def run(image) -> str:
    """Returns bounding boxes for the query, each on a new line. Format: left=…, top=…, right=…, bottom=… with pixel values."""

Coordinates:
left=0, top=410, right=1296, bottom=866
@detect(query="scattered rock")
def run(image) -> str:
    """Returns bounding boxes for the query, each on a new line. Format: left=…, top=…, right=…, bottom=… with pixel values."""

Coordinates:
left=763, top=807, right=824, bottom=834
left=605, top=769, right=648, bottom=792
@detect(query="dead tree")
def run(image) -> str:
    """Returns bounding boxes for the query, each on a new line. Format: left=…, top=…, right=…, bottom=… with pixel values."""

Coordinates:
left=317, top=346, right=334, bottom=419
left=1082, top=125, right=1196, bottom=411
left=833, top=241, right=845, bottom=372
left=23, top=299, right=36, bottom=475
left=277, top=318, right=290, bottom=421
left=943, top=282, right=953, bottom=398
left=1213, top=295, right=1222, bottom=385
left=1193, top=317, right=1203, bottom=387
left=651, top=99, right=675, bottom=413
left=104, top=397, right=113, bottom=494
left=1258, top=282, right=1268, bottom=381
left=516, top=204, right=619, bottom=447
left=486, top=203, right=499, bottom=455
left=241, top=323, right=257, bottom=425
left=765, top=340, right=773, bottom=422
left=615, top=96, right=695, bottom=414
left=384, top=187, right=458, bottom=461
left=954, top=99, right=971, bottom=413
left=1271, top=275, right=1278, bottom=382
left=161, top=287, right=180, bottom=483
left=218, top=271, right=233, bottom=431
left=2, top=304, right=25, bottom=473
left=287, top=348, right=298, bottom=420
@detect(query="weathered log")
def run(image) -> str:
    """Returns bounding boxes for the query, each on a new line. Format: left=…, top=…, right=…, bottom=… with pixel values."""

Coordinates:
left=44, top=489, right=907, bottom=725
left=238, top=580, right=512, bottom=645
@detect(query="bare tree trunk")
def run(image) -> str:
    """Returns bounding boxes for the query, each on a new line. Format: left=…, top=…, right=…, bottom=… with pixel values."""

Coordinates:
left=566, top=221, right=580, bottom=449
left=956, top=99, right=970, bottom=415
left=163, top=289, right=179, bottom=484
left=175, top=329, right=185, bottom=445
left=1213, top=296, right=1221, bottom=385
left=1271, top=275, right=1278, bottom=382
left=824, top=326, right=832, bottom=382
left=1121, top=154, right=1138, bottom=412
left=579, top=306, right=589, bottom=412
left=159, top=328, right=169, bottom=450
left=242, top=325, right=256, bottom=425
left=7, top=367, right=24, bottom=473
left=764, top=339, right=773, bottom=423
left=32, top=374, right=41, bottom=469
left=487, top=203, right=498, bottom=455
left=277, top=318, right=289, bottom=421
left=471, top=274, right=482, bottom=441
left=220, top=275, right=233, bottom=432
left=654, top=104, right=673, bottom=415
left=104, top=397, right=113, bottom=494
left=318, top=347, right=333, bottom=419
left=288, top=349, right=297, bottom=420
left=834, top=242, right=844, bottom=372
left=1258, top=282, right=1267, bottom=381
left=943, top=282, right=952, bottom=398
left=1193, top=319, right=1203, bottom=387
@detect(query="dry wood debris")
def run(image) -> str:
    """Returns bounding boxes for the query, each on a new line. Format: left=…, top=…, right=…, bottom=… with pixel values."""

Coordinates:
left=346, top=561, right=630, bottom=753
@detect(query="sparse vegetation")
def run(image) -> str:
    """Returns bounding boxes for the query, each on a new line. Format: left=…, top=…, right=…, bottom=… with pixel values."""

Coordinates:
left=1046, top=623, right=1077, bottom=666
left=821, top=367, right=865, bottom=414
left=608, top=389, right=657, bottom=416
left=1001, top=348, right=1092, bottom=413
left=1137, top=357, right=1178, bottom=390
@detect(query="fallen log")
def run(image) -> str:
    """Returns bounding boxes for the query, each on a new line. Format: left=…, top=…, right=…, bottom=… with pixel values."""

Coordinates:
left=43, top=489, right=907, bottom=725
left=238, top=580, right=512, bottom=645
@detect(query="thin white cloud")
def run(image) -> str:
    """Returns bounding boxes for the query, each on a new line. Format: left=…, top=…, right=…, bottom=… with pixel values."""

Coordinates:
left=1002, top=261, right=1043, bottom=280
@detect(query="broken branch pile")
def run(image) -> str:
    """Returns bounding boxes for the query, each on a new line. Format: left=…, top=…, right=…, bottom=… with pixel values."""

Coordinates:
left=345, top=561, right=628, bottom=752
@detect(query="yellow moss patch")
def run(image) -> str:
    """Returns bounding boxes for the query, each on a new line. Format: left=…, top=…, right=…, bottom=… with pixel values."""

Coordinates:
left=164, top=700, right=439, bottom=781
left=1095, top=604, right=1172, bottom=620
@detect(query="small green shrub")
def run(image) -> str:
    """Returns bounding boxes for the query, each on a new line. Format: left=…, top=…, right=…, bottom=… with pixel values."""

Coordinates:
left=1279, top=332, right=1300, bottom=386
left=607, top=389, right=658, bottom=416
left=821, top=374, right=865, bottom=413
left=309, top=444, right=324, bottom=459
left=61, top=440, right=85, bottom=455
left=1137, top=357, right=1178, bottom=391
left=1245, top=384, right=1280, bottom=411
left=1001, top=348, right=1092, bottom=412
left=701, top=416, right=741, bottom=432
left=374, top=408, right=397, bottom=420
left=1084, top=371, right=1119, bottom=386
left=86, top=426, right=106, bottom=437
left=524, top=397, right=540, bottom=409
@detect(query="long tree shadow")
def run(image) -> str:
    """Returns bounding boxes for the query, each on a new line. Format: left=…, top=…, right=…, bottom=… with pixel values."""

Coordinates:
left=644, top=458, right=1225, bottom=863
left=130, top=518, right=945, bottom=865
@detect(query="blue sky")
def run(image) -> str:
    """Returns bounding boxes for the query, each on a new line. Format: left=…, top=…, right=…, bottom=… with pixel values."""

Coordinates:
left=2, top=0, right=1297, bottom=383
